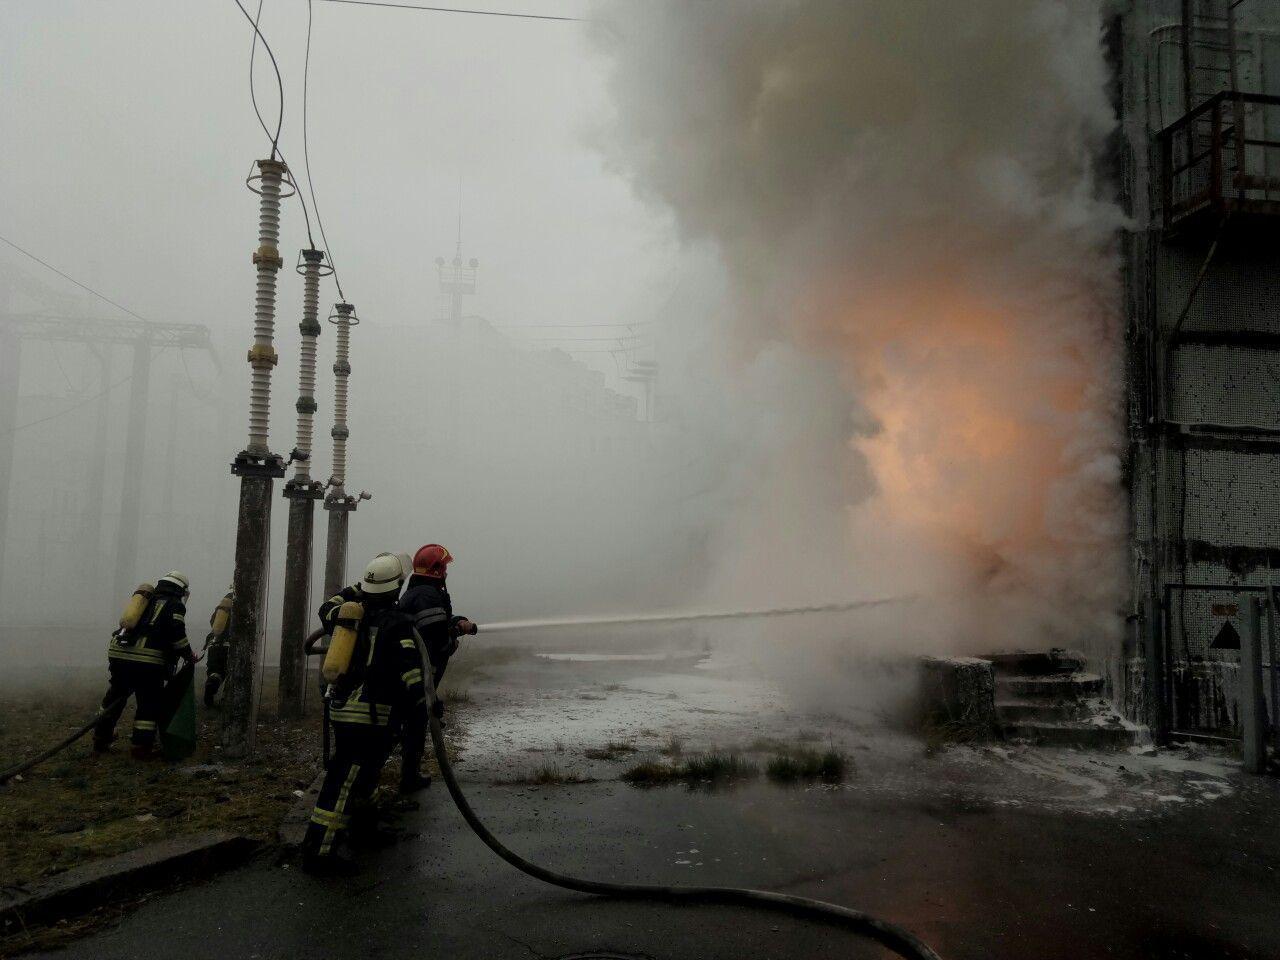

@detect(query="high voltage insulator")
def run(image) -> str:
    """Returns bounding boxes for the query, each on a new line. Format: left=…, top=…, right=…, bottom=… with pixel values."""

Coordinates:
left=246, top=159, right=288, bottom=453
left=293, top=249, right=330, bottom=482
left=328, top=301, right=356, bottom=491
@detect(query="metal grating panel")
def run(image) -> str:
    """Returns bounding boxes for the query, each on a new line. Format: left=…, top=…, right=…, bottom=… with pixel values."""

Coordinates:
left=1182, top=447, right=1280, bottom=544
left=1169, top=344, right=1280, bottom=427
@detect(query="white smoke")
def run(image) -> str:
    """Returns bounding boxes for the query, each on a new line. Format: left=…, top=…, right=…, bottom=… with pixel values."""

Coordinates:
left=592, top=0, right=1127, bottom=676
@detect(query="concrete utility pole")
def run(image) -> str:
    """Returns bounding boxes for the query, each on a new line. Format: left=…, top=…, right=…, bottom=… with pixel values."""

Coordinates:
left=322, top=301, right=368, bottom=598
left=0, top=326, right=20, bottom=607
left=222, top=158, right=289, bottom=758
left=278, top=248, right=329, bottom=718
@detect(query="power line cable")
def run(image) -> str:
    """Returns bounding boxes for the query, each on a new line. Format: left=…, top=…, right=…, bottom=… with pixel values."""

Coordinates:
left=232, top=0, right=316, bottom=247
left=232, top=0, right=284, bottom=158
left=494, top=321, right=651, bottom=328
left=0, top=233, right=152, bottom=323
left=2, top=374, right=134, bottom=437
left=303, top=0, right=345, bottom=300
left=314, top=0, right=582, bottom=22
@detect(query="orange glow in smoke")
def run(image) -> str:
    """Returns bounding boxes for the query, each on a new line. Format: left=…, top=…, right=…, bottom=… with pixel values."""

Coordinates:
left=828, top=290, right=1092, bottom=569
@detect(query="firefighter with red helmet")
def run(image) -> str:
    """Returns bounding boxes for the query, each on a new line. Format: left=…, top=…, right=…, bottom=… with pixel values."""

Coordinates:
left=396, top=544, right=476, bottom=787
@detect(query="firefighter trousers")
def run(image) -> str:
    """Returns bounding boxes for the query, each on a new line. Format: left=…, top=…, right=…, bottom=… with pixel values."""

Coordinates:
left=95, top=661, right=167, bottom=749
left=303, top=720, right=395, bottom=858
left=203, top=643, right=228, bottom=706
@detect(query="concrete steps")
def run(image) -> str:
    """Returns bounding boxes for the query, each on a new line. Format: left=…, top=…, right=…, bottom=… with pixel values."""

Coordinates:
left=996, top=672, right=1106, bottom=699
left=982, top=649, right=1148, bottom=749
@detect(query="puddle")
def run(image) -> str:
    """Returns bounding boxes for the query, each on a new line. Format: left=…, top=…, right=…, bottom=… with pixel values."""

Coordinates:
left=536, top=653, right=697, bottom=662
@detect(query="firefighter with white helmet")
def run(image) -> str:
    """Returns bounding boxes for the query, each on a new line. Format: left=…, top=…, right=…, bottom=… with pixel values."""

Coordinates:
left=94, top=571, right=198, bottom=759
left=302, top=553, right=425, bottom=875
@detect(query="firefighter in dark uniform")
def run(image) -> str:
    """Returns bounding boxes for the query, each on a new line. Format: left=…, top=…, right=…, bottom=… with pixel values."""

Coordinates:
left=397, top=544, right=476, bottom=785
left=203, top=588, right=233, bottom=706
left=302, top=554, right=427, bottom=875
left=399, top=544, right=477, bottom=708
left=94, top=571, right=197, bottom=759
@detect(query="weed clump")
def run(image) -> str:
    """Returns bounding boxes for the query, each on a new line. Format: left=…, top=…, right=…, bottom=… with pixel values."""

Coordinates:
left=766, top=749, right=850, bottom=784
left=621, top=761, right=681, bottom=786
left=621, top=752, right=756, bottom=788
left=585, top=741, right=639, bottom=761
left=683, top=752, right=757, bottom=782
left=497, top=763, right=593, bottom=786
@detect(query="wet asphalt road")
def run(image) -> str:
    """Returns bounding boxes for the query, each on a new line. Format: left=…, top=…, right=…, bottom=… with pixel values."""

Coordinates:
left=37, top=764, right=1280, bottom=960
left=31, top=645, right=1280, bottom=960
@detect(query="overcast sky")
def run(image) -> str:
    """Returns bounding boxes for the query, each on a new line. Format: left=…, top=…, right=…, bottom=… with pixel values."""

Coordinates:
left=0, top=0, right=677, bottom=390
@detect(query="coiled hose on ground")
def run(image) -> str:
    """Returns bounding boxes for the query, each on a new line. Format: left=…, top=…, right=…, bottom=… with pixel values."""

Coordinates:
left=419, top=666, right=945, bottom=960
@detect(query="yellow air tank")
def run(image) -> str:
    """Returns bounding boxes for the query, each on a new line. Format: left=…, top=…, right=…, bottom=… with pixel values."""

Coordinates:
left=119, top=583, right=155, bottom=631
left=210, top=595, right=233, bottom=636
left=323, top=601, right=365, bottom=683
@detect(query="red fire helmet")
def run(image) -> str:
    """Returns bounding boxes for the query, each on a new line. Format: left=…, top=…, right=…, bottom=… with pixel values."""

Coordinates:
left=412, top=544, right=454, bottom=578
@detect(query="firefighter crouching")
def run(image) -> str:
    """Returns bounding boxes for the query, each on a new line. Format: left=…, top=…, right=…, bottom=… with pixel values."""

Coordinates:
left=203, top=588, right=233, bottom=707
left=94, top=571, right=198, bottom=759
left=302, top=554, right=427, bottom=875
left=399, top=543, right=477, bottom=727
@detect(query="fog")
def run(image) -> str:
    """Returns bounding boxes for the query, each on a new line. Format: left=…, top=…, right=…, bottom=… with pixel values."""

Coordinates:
left=0, top=1, right=1127, bottom=700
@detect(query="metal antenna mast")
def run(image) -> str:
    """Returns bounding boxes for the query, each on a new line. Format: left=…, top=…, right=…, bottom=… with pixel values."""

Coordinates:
left=223, top=158, right=291, bottom=758
left=278, top=248, right=331, bottom=717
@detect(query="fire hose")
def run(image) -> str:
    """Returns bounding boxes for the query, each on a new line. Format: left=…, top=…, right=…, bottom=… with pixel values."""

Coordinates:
left=0, top=659, right=202, bottom=786
left=412, top=631, right=944, bottom=960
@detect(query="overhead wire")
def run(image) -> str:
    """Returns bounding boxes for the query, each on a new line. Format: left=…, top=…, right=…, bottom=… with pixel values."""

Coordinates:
left=0, top=233, right=153, bottom=323
left=303, top=0, right=345, bottom=300
left=232, top=0, right=284, bottom=158
left=314, top=0, right=583, bottom=22
left=0, top=373, right=135, bottom=437
left=232, top=0, right=317, bottom=247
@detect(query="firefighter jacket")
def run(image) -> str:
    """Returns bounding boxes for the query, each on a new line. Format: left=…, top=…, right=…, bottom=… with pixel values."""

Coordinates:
left=398, top=575, right=467, bottom=667
left=108, top=584, right=192, bottom=669
left=326, top=602, right=427, bottom=728
left=318, top=584, right=363, bottom=636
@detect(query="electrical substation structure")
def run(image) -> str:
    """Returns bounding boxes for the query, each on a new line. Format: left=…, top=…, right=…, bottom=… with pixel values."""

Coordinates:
left=0, top=315, right=214, bottom=611
left=1118, top=0, right=1280, bottom=753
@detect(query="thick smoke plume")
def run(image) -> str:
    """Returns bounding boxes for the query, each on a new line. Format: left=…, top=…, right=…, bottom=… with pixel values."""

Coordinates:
left=593, top=1, right=1127, bottom=664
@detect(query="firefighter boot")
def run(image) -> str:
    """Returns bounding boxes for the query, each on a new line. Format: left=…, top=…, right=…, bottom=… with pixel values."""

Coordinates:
left=399, top=771, right=432, bottom=794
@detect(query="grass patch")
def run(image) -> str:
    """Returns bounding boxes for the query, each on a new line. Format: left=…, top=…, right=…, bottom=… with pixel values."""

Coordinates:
left=765, top=748, right=850, bottom=784
left=496, top=763, right=593, bottom=786
left=660, top=735, right=684, bottom=757
left=621, top=752, right=757, bottom=788
left=438, top=685, right=472, bottom=704
left=584, top=741, right=639, bottom=761
left=683, top=752, right=757, bottom=782
left=620, top=761, right=681, bottom=786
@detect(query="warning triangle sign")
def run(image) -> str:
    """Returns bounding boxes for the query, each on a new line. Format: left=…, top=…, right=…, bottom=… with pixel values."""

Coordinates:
left=1211, top=620, right=1241, bottom=650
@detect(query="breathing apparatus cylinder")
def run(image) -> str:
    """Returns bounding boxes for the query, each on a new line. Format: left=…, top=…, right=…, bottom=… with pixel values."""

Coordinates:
left=322, top=601, right=364, bottom=684
left=118, top=584, right=155, bottom=633
left=210, top=594, right=233, bottom=637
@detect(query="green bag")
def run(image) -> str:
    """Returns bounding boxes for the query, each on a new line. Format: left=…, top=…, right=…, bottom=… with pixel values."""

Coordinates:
left=160, top=662, right=197, bottom=761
